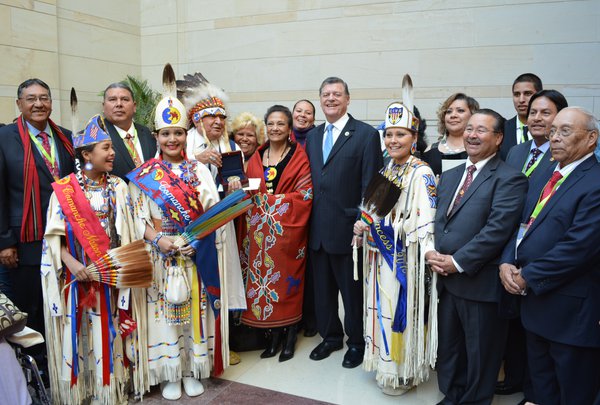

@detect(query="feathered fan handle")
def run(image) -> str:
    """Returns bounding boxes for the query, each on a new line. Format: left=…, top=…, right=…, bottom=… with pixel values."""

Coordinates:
left=70, top=87, right=78, bottom=135
left=62, top=240, right=153, bottom=290
left=162, top=63, right=177, bottom=97
left=402, top=74, right=414, bottom=113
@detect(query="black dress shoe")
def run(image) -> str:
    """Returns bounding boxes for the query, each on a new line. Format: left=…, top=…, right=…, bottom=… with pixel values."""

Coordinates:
left=495, top=381, right=523, bottom=395
left=279, top=324, right=298, bottom=362
left=342, top=347, right=364, bottom=368
left=309, top=341, right=343, bottom=360
left=260, top=328, right=282, bottom=358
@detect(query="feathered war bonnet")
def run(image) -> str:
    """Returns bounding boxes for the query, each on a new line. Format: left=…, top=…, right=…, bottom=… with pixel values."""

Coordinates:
left=154, top=63, right=188, bottom=131
left=176, top=71, right=229, bottom=126
left=361, top=74, right=418, bottom=221
left=176, top=71, right=232, bottom=150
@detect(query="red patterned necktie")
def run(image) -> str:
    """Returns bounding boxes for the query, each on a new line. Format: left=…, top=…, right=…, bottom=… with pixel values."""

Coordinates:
left=125, top=133, right=142, bottom=167
left=38, top=131, right=59, bottom=179
left=450, top=164, right=477, bottom=216
left=525, top=148, right=542, bottom=172
left=540, top=171, right=563, bottom=201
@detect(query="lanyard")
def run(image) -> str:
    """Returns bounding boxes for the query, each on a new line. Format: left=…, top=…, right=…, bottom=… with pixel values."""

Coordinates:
left=521, top=151, right=545, bottom=177
left=29, top=129, right=57, bottom=166
left=528, top=172, right=570, bottom=225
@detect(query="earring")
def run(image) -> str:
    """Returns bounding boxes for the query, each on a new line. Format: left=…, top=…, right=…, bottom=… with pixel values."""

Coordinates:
left=84, top=161, right=93, bottom=171
left=411, top=142, right=417, bottom=155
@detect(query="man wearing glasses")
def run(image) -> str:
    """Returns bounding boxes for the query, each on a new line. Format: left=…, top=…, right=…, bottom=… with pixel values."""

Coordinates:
left=500, top=107, right=600, bottom=405
left=426, top=109, right=528, bottom=405
left=0, top=78, right=75, bottom=381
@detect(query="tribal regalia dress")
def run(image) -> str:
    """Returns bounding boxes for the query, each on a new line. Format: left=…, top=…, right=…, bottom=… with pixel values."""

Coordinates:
left=40, top=174, right=146, bottom=405
left=360, top=155, right=438, bottom=389
left=240, top=143, right=313, bottom=328
left=128, top=159, right=244, bottom=384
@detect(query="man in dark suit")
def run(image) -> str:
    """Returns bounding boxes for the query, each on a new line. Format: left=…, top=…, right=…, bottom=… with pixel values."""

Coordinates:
left=500, top=107, right=600, bottom=405
left=427, top=109, right=528, bottom=405
left=0, top=78, right=75, bottom=374
left=500, top=73, right=543, bottom=160
left=499, top=89, right=568, bottom=401
left=102, top=82, right=155, bottom=180
left=305, top=77, right=382, bottom=368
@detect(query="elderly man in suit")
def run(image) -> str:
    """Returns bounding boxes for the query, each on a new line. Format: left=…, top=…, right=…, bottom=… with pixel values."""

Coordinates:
left=305, top=77, right=382, bottom=368
left=102, top=82, right=156, bottom=180
left=500, top=107, right=600, bottom=405
left=498, top=89, right=568, bottom=402
left=0, top=78, right=75, bottom=376
left=500, top=73, right=543, bottom=160
left=426, top=109, right=528, bottom=405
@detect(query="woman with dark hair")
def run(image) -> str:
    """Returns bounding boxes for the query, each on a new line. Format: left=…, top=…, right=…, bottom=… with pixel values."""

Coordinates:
left=40, top=115, right=146, bottom=404
left=291, top=99, right=316, bottom=148
left=240, top=105, right=313, bottom=361
left=422, top=93, right=479, bottom=176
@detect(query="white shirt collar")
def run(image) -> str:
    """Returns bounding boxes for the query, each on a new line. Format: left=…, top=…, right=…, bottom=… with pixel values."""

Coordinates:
left=114, top=122, right=136, bottom=138
left=466, top=153, right=496, bottom=172
left=325, top=113, right=349, bottom=132
left=555, top=152, right=594, bottom=177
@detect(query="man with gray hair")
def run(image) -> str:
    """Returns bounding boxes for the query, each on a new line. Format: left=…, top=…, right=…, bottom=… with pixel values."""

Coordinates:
left=102, top=82, right=156, bottom=180
left=500, top=107, right=600, bottom=404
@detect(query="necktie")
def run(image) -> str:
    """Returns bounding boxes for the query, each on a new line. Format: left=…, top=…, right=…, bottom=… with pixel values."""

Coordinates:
left=125, top=133, right=142, bottom=167
left=525, top=148, right=542, bottom=172
left=450, top=164, right=477, bottom=216
left=522, top=125, right=529, bottom=142
left=540, top=171, right=563, bottom=201
left=37, top=131, right=59, bottom=179
left=323, top=124, right=334, bottom=162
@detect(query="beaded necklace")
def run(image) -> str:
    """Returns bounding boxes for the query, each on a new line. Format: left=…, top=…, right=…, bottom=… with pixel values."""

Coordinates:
left=264, top=144, right=290, bottom=193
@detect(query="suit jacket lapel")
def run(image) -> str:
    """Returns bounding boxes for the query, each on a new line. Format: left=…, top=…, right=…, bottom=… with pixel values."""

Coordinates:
left=311, top=123, right=325, bottom=168
left=439, top=165, right=464, bottom=219
left=523, top=156, right=594, bottom=240
left=136, top=124, right=154, bottom=161
left=105, top=120, right=135, bottom=170
left=448, top=156, right=498, bottom=219
left=324, top=115, right=355, bottom=166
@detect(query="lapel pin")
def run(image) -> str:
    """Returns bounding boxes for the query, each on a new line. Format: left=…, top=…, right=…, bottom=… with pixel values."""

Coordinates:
left=344, top=131, right=350, bottom=136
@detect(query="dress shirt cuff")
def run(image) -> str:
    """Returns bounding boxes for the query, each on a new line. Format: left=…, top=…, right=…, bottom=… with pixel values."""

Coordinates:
left=451, top=256, right=464, bottom=273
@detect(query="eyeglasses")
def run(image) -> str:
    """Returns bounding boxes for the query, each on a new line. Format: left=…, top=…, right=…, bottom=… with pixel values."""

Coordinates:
left=464, top=126, right=496, bottom=136
left=546, top=126, right=589, bottom=140
left=19, top=95, right=51, bottom=104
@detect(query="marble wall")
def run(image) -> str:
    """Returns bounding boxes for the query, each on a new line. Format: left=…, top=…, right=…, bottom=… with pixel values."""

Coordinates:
left=1, top=0, right=598, bottom=141
left=0, top=0, right=141, bottom=127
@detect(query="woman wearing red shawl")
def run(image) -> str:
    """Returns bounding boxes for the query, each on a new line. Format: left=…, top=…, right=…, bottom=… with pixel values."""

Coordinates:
left=240, top=105, right=312, bottom=362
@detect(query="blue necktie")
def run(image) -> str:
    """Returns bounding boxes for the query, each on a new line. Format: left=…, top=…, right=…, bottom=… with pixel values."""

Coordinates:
left=323, top=123, right=334, bottom=162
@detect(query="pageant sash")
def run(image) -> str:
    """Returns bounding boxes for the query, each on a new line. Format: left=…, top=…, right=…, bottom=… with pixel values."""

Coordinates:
left=52, top=174, right=110, bottom=261
left=127, top=159, right=204, bottom=231
left=370, top=219, right=408, bottom=333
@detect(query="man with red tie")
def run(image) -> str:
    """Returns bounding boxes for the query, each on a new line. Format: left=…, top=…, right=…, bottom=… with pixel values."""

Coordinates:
left=500, top=107, right=600, bottom=405
left=0, top=78, right=75, bottom=380
left=427, top=109, right=528, bottom=405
